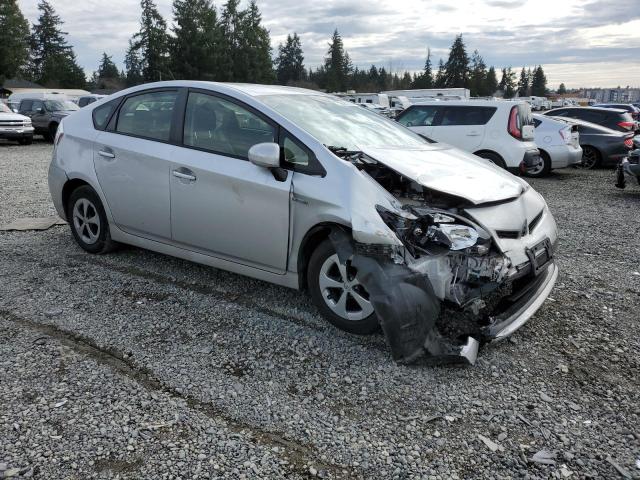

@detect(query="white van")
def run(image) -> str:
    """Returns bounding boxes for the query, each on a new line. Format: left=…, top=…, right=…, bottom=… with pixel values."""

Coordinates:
left=396, top=100, right=541, bottom=173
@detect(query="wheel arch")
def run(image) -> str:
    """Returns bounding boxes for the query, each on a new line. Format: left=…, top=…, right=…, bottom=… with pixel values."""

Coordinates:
left=473, top=149, right=506, bottom=165
left=61, top=178, right=91, bottom=214
left=296, top=222, right=351, bottom=291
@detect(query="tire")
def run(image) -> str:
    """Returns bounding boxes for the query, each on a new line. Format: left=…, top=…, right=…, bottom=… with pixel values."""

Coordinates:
left=526, top=150, right=551, bottom=178
left=66, top=185, right=116, bottom=254
left=579, top=146, right=600, bottom=169
left=18, top=136, right=33, bottom=145
left=308, top=240, right=379, bottom=335
left=46, top=123, right=58, bottom=142
left=475, top=151, right=507, bottom=169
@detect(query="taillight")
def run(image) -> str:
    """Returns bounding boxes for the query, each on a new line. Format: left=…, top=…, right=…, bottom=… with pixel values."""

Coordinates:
left=624, top=138, right=633, bottom=149
left=508, top=106, right=521, bottom=139
left=617, top=121, right=634, bottom=130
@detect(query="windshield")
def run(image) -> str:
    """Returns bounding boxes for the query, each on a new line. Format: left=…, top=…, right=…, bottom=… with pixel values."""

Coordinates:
left=258, top=94, right=429, bottom=151
left=44, top=100, right=79, bottom=111
left=0, top=103, right=12, bottom=113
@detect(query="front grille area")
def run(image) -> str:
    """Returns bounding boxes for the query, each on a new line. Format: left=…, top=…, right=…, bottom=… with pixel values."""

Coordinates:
left=0, top=121, right=30, bottom=127
left=528, top=210, right=544, bottom=233
left=496, top=209, right=544, bottom=239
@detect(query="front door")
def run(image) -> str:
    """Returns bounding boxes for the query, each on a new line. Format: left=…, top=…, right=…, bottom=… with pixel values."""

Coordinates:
left=93, top=90, right=179, bottom=241
left=170, top=90, right=291, bottom=273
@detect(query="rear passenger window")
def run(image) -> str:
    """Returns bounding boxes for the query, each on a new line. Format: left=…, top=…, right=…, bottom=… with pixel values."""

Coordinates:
left=182, top=92, right=275, bottom=159
left=116, top=91, right=178, bottom=142
left=398, top=106, right=439, bottom=127
left=92, top=99, right=119, bottom=130
left=440, top=106, right=496, bottom=126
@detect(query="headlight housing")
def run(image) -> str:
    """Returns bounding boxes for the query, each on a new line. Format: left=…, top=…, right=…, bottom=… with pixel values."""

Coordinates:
left=376, top=205, right=490, bottom=257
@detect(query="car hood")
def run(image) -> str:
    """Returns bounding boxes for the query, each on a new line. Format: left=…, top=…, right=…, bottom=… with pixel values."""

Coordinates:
left=0, top=112, right=29, bottom=121
left=361, top=145, right=528, bottom=205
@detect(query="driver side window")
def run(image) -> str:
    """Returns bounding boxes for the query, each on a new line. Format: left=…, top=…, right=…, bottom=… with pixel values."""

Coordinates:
left=32, top=100, right=44, bottom=113
left=183, top=92, right=275, bottom=159
left=398, top=106, right=439, bottom=127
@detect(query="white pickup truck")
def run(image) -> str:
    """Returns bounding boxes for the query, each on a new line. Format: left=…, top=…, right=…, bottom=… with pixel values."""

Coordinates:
left=0, top=102, right=34, bottom=144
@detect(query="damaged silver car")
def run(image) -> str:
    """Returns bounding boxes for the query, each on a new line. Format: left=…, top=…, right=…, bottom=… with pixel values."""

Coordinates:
left=48, top=82, right=559, bottom=364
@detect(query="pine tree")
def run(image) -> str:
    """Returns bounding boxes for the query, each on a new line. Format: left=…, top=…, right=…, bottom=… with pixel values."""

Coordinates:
left=132, top=0, right=171, bottom=82
left=443, top=34, right=469, bottom=88
left=0, top=0, right=30, bottom=82
left=500, top=67, right=517, bottom=98
left=28, top=0, right=85, bottom=87
left=275, top=33, right=305, bottom=85
left=557, top=82, right=567, bottom=94
left=530, top=65, right=547, bottom=96
left=434, top=59, right=445, bottom=88
left=217, top=0, right=243, bottom=81
left=240, top=1, right=274, bottom=83
left=413, top=47, right=433, bottom=89
left=324, top=29, right=350, bottom=92
left=469, top=50, right=487, bottom=96
left=171, top=0, right=219, bottom=80
left=92, top=52, right=121, bottom=90
left=124, top=39, right=144, bottom=86
left=484, top=66, right=498, bottom=96
left=517, top=67, right=529, bottom=97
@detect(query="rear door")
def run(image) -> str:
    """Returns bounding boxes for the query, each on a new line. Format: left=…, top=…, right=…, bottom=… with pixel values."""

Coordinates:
left=396, top=105, right=440, bottom=138
left=430, top=105, right=496, bottom=151
left=169, top=90, right=292, bottom=273
left=93, top=89, right=179, bottom=241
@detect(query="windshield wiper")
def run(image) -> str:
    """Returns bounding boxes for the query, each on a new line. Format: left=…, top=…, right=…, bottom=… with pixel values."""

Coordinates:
left=325, top=145, right=363, bottom=157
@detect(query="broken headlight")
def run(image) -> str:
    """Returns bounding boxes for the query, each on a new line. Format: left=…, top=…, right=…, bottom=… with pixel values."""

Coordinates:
left=376, top=206, right=489, bottom=257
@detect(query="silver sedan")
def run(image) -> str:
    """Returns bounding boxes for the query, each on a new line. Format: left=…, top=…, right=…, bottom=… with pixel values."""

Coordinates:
left=48, top=81, right=559, bottom=364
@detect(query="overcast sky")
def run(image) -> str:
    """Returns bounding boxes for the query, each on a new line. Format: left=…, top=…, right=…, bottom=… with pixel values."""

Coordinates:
left=18, top=0, right=640, bottom=88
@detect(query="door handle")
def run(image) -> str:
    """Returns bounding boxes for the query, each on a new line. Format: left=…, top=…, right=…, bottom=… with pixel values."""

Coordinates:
left=172, top=170, right=196, bottom=181
left=466, top=132, right=480, bottom=136
left=98, top=150, right=115, bottom=159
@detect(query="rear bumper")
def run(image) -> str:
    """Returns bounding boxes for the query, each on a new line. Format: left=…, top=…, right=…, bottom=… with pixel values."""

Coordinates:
left=482, top=261, right=558, bottom=341
left=521, top=148, right=542, bottom=174
left=544, top=145, right=583, bottom=169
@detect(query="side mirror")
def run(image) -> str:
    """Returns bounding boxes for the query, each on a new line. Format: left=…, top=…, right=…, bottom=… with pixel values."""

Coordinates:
left=248, top=142, right=280, bottom=169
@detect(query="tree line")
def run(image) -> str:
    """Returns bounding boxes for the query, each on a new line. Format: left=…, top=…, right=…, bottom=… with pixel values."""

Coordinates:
left=0, top=0, right=548, bottom=97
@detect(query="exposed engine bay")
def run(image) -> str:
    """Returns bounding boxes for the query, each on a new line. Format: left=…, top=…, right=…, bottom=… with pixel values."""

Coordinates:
left=328, top=148, right=555, bottom=365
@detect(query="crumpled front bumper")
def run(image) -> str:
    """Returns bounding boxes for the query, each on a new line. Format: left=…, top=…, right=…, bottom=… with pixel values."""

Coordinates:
left=482, top=260, right=558, bottom=341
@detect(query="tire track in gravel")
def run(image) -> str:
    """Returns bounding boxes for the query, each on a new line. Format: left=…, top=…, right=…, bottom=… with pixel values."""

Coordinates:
left=0, top=308, right=362, bottom=480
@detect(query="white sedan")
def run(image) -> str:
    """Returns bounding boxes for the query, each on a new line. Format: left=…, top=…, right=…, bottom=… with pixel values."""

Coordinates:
left=531, top=114, right=583, bottom=176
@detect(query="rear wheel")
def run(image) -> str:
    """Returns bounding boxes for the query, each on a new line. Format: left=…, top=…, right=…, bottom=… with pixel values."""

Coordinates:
left=579, top=146, right=600, bottom=169
left=526, top=150, right=551, bottom=177
left=308, top=240, right=378, bottom=334
left=476, top=151, right=507, bottom=169
left=66, top=185, right=116, bottom=254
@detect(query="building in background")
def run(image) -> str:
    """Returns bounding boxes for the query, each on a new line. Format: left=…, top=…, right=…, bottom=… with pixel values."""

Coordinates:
left=580, top=87, right=640, bottom=103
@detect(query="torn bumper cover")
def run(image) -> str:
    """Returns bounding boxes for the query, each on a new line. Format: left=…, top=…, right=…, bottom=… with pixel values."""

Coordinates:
left=330, top=229, right=558, bottom=365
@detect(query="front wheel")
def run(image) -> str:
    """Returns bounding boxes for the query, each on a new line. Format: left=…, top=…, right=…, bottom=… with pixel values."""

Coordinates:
left=66, top=185, right=116, bottom=254
left=308, top=240, right=378, bottom=334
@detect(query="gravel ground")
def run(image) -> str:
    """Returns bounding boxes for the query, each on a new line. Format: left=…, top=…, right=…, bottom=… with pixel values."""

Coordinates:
left=1, top=139, right=639, bottom=479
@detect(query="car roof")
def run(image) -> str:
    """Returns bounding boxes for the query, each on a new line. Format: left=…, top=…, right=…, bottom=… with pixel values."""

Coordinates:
left=548, top=106, right=627, bottom=114
left=409, top=99, right=521, bottom=107
left=547, top=115, right=624, bottom=134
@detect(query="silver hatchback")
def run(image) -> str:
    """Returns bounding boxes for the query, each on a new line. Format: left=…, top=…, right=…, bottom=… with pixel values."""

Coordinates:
left=49, top=81, right=559, bottom=364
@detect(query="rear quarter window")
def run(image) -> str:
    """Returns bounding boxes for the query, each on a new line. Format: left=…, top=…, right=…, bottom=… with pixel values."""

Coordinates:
left=92, top=99, right=120, bottom=131
left=440, top=106, right=497, bottom=126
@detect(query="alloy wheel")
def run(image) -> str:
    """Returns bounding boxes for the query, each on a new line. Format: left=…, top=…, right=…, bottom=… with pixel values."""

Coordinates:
left=72, top=198, right=101, bottom=244
left=318, top=254, right=374, bottom=321
left=580, top=147, right=598, bottom=169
